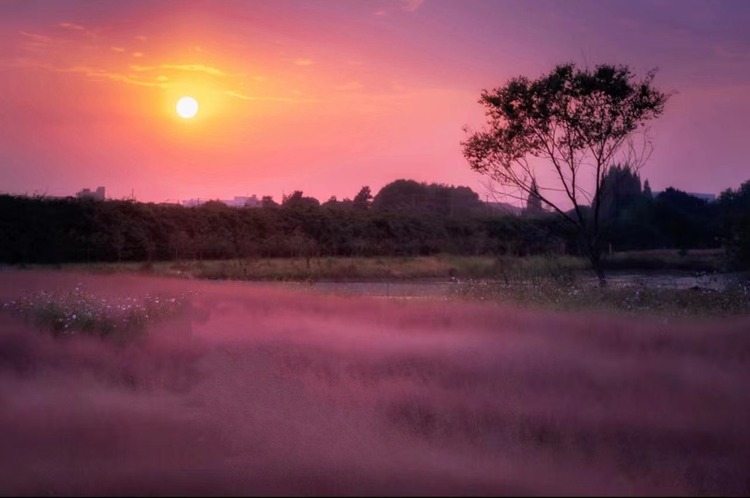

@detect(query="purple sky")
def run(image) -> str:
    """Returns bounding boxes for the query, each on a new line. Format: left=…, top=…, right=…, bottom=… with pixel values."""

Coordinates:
left=0, top=0, right=748, bottom=203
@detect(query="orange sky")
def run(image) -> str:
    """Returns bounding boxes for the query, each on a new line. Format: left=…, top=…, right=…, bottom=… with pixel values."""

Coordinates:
left=1, top=0, right=749, bottom=203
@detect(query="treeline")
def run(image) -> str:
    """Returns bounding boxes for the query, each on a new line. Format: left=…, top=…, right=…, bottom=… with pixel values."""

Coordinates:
left=591, top=168, right=749, bottom=268
left=1, top=178, right=748, bottom=269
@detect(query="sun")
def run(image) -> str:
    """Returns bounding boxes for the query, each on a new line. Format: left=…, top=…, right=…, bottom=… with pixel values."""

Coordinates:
left=176, top=96, right=199, bottom=119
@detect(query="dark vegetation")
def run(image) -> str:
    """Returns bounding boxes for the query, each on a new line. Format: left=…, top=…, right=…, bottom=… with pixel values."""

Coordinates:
left=1, top=176, right=749, bottom=271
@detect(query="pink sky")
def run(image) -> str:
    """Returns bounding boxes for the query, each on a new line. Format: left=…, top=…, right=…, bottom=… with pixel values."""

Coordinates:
left=1, top=0, right=749, bottom=203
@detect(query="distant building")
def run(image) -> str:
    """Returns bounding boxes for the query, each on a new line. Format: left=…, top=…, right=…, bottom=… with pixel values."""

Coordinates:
left=76, top=186, right=105, bottom=200
left=181, top=198, right=205, bottom=207
left=181, top=194, right=262, bottom=208
left=224, top=195, right=261, bottom=208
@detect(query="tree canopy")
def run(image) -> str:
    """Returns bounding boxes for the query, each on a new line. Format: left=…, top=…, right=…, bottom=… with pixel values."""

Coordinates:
left=462, top=63, right=670, bottom=283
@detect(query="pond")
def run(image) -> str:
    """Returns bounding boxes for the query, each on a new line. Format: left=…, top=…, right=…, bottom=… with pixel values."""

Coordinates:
left=261, top=271, right=748, bottom=299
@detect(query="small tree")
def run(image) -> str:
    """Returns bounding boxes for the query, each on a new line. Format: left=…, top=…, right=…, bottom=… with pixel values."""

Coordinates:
left=525, top=179, right=544, bottom=216
left=261, top=196, right=279, bottom=209
left=281, top=191, right=320, bottom=209
left=352, top=186, right=373, bottom=211
left=643, top=179, right=653, bottom=199
left=462, top=63, right=669, bottom=284
left=598, top=164, right=642, bottom=221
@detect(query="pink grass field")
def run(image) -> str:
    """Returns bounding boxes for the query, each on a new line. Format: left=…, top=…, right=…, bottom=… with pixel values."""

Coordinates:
left=1, top=271, right=749, bottom=496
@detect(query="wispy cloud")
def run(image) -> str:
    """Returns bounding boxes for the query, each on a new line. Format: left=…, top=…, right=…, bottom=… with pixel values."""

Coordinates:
left=129, top=63, right=226, bottom=77
left=19, top=31, right=53, bottom=44
left=401, top=0, right=426, bottom=12
left=11, top=25, right=300, bottom=105
left=58, top=22, right=85, bottom=31
left=375, top=0, right=426, bottom=17
left=225, top=90, right=317, bottom=103
left=161, top=64, right=226, bottom=76
left=41, top=64, right=164, bottom=88
left=226, top=90, right=267, bottom=101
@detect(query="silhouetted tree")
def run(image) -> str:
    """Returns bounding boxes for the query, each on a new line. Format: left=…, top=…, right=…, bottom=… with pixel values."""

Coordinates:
left=372, top=180, right=429, bottom=212
left=643, top=179, right=653, bottom=199
left=281, top=191, right=320, bottom=209
left=372, top=179, right=483, bottom=217
left=261, top=196, right=279, bottom=209
left=352, top=186, right=373, bottom=211
left=718, top=179, right=750, bottom=269
left=322, top=195, right=339, bottom=208
left=463, top=63, right=670, bottom=284
left=598, top=164, right=642, bottom=221
left=525, top=179, right=544, bottom=216
left=654, top=188, right=717, bottom=251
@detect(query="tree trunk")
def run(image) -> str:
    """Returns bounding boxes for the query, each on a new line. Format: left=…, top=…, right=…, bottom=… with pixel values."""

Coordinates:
left=588, top=247, right=607, bottom=287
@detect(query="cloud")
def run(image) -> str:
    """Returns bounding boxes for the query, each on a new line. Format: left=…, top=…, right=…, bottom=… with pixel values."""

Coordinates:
left=225, top=90, right=261, bottom=101
left=110, top=46, right=126, bottom=53
left=225, top=90, right=317, bottom=103
left=224, top=90, right=294, bottom=102
left=19, top=31, right=53, bottom=44
left=128, top=64, right=226, bottom=77
left=375, top=0, right=426, bottom=17
left=58, top=22, right=85, bottom=31
left=50, top=65, right=163, bottom=88
left=292, top=58, right=315, bottom=66
left=161, top=64, right=226, bottom=76
left=132, top=52, right=145, bottom=58
left=400, top=0, right=426, bottom=12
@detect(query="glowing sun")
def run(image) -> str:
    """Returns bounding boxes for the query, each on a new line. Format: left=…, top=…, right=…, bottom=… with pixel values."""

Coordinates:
left=176, top=96, right=199, bottom=119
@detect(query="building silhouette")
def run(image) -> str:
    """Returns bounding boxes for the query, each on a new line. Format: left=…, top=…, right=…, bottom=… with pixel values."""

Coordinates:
left=76, top=186, right=105, bottom=200
left=181, top=194, right=262, bottom=208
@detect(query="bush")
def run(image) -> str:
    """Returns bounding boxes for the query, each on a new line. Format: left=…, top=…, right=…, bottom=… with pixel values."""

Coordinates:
left=2, top=285, right=190, bottom=340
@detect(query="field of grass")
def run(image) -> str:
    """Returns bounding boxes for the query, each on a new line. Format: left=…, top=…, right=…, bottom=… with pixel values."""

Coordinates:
left=1, top=270, right=749, bottom=495
left=449, top=277, right=750, bottom=318
left=27, top=250, right=747, bottom=318
left=57, top=254, right=575, bottom=281
left=44, top=249, right=727, bottom=281
left=601, top=248, right=727, bottom=272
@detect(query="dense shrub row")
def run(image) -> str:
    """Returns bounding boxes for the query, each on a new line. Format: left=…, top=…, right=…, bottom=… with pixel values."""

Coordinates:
left=0, top=196, right=564, bottom=263
left=1, top=178, right=747, bottom=268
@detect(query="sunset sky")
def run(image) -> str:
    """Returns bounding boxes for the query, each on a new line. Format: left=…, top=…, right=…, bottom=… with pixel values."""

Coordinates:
left=1, top=0, right=749, bottom=204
